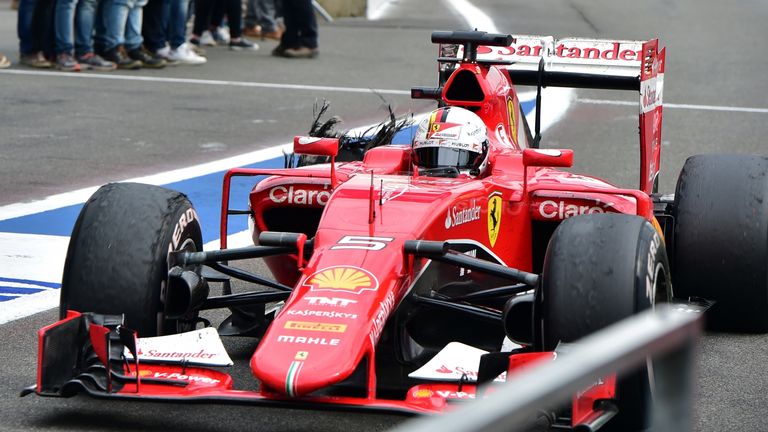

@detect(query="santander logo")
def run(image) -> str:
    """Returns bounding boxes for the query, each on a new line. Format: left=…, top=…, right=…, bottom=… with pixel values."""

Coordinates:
left=445, top=200, right=481, bottom=229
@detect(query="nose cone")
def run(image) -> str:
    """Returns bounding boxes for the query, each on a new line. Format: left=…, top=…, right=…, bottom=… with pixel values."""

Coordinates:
left=251, top=266, right=396, bottom=397
left=251, top=333, right=357, bottom=397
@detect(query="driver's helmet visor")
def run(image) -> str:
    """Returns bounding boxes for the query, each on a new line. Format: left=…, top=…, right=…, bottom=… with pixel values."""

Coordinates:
left=415, top=147, right=480, bottom=170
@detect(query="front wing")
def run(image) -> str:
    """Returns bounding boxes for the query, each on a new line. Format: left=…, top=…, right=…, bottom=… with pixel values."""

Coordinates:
left=26, top=310, right=616, bottom=425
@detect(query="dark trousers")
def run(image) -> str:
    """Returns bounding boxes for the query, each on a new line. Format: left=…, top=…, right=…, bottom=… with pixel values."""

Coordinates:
left=281, top=0, right=317, bottom=49
left=142, top=0, right=164, bottom=51
left=192, top=0, right=240, bottom=38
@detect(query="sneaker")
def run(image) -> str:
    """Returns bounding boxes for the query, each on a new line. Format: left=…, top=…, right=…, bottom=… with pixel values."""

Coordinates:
left=242, top=25, right=261, bottom=38
left=0, top=54, right=10, bottom=69
left=167, top=43, right=206, bottom=65
left=154, top=46, right=179, bottom=66
left=229, top=38, right=258, bottom=51
left=199, top=30, right=216, bottom=47
left=127, top=46, right=166, bottom=69
left=20, top=51, right=52, bottom=68
left=281, top=46, right=318, bottom=59
left=101, top=46, right=141, bottom=70
left=55, top=52, right=81, bottom=72
left=213, top=26, right=230, bottom=44
left=77, top=52, right=116, bottom=71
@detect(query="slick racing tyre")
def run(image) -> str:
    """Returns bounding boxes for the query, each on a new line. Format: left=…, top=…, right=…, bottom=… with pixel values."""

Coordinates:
left=539, top=213, right=671, bottom=431
left=673, top=154, right=768, bottom=332
left=60, top=182, right=202, bottom=337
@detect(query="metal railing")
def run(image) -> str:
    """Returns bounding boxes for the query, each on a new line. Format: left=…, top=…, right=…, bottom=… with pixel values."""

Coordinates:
left=392, top=304, right=703, bottom=432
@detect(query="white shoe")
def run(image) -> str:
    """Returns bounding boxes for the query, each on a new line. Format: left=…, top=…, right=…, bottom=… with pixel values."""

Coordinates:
left=199, top=30, right=216, bottom=47
left=167, top=43, right=207, bottom=65
left=154, top=45, right=178, bottom=65
left=215, top=26, right=230, bottom=44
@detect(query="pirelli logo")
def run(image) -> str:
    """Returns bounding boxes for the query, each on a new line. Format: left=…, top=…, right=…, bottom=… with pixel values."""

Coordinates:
left=284, top=321, right=347, bottom=333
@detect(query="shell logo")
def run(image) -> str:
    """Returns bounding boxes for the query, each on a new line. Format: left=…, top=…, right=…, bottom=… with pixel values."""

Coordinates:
left=303, top=266, right=378, bottom=294
left=413, top=389, right=434, bottom=398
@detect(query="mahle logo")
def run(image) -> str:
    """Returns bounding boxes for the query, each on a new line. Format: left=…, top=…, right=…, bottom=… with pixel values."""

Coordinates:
left=303, top=266, right=378, bottom=294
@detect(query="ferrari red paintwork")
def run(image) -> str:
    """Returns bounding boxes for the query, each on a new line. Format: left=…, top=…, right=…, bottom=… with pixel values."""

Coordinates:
left=32, top=31, right=666, bottom=429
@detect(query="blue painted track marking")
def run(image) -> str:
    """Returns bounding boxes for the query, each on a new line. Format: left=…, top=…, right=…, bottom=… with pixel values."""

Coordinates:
left=0, top=158, right=282, bottom=244
left=0, top=277, right=61, bottom=289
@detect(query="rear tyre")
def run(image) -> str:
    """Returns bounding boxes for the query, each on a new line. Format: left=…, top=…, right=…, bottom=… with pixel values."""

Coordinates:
left=673, top=154, right=768, bottom=332
left=539, top=214, right=671, bottom=431
left=60, top=182, right=203, bottom=337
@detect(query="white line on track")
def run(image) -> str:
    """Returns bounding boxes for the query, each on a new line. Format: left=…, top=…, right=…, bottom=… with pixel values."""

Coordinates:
left=444, top=0, right=498, bottom=32
left=0, top=69, right=411, bottom=95
left=578, top=98, right=768, bottom=114
left=0, top=143, right=291, bottom=221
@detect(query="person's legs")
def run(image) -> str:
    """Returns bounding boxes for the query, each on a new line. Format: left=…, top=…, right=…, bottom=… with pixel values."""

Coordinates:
left=54, top=0, right=78, bottom=55
left=18, top=0, right=53, bottom=66
left=74, top=0, right=97, bottom=55
left=167, top=0, right=187, bottom=49
left=75, top=0, right=116, bottom=71
left=141, top=0, right=165, bottom=52
left=224, top=0, right=240, bottom=39
left=191, top=0, right=210, bottom=37
left=244, top=0, right=258, bottom=29
left=123, top=0, right=146, bottom=51
left=256, top=0, right=276, bottom=33
left=35, top=0, right=57, bottom=59
left=279, top=0, right=299, bottom=49
left=294, top=0, right=316, bottom=49
left=17, top=0, right=38, bottom=54
left=99, top=0, right=130, bottom=52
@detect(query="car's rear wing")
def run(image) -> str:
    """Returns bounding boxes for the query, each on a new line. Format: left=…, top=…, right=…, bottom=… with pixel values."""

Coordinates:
left=434, top=32, right=665, bottom=194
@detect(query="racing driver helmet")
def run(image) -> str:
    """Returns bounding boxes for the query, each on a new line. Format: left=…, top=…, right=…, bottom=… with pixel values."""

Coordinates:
left=412, top=106, right=489, bottom=177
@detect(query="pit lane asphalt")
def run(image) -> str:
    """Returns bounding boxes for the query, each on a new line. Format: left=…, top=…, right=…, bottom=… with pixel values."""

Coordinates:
left=1, top=0, right=768, bottom=431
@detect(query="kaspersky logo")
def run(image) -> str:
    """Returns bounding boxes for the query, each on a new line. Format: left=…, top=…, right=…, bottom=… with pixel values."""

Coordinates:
left=303, top=266, right=378, bottom=294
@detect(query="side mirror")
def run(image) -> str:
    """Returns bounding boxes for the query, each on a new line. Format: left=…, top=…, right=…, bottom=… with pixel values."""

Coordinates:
left=293, top=136, right=339, bottom=188
left=293, top=136, right=339, bottom=157
left=522, top=148, right=573, bottom=168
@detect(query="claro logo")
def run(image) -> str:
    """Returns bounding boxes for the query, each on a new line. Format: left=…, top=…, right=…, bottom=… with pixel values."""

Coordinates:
left=537, top=200, right=614, bottom=220
left=269, top=185, right=330, bottom=206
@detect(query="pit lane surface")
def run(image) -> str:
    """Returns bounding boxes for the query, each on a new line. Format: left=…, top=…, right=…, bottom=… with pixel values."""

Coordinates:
left=1, top=0, right=767, bottom=430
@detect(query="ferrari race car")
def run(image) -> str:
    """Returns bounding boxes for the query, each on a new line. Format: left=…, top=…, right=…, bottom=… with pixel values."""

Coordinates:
left=25, top=31, right=768, bottom=431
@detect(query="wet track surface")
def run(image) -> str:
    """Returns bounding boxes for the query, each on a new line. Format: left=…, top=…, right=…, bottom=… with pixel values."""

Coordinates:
left=2, top=0, right=768, bottom=430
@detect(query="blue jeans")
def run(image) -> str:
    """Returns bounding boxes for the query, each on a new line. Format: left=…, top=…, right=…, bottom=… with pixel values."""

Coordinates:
left=142, top=0, right=186, bottom=51
left=19, top=0, right=55, bottom=55
left=18, top=0, right=38, bottom=54
left=165, top=0, right=187, bottom=48
left=95, top=0, right=147, bottom=51
left=74, top=0, right=99, bottom=56
left=245, top=0, right=277, bottom=32
left=54, top=0, right=78, bottom=54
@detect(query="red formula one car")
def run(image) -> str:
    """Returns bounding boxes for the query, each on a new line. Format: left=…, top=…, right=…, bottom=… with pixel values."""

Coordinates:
left=26, top=31, right=768, bottom=431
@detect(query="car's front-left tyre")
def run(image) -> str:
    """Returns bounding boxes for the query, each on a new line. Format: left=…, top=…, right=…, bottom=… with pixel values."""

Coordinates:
left=60, top=182, right=202, bottom=337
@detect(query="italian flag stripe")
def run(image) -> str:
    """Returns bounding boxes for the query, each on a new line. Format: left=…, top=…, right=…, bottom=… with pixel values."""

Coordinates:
left=285, top=361, right=302, bottom=397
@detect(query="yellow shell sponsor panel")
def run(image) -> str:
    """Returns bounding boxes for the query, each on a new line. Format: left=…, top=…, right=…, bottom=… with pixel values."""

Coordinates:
left=303, top=266, right=378, bottom=294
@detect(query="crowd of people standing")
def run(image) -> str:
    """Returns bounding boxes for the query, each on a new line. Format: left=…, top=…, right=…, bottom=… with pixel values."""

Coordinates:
left=0, top=0, right=319, bottom=71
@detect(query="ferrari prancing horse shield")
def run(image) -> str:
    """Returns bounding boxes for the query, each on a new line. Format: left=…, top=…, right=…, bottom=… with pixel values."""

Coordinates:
left=487, top=194, right=502, bottom=247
